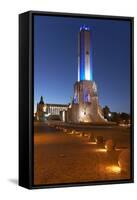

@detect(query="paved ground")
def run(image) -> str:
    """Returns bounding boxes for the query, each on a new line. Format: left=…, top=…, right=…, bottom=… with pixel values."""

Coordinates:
left=34, top=122, right=131, bottom=185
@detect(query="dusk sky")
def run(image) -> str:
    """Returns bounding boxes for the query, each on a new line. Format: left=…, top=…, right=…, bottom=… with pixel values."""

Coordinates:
left=34, top=15, right=131, bottom=113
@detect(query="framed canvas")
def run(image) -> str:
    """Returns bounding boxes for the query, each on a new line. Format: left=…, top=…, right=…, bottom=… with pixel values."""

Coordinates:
left=19, top=11, right=134, bottom=189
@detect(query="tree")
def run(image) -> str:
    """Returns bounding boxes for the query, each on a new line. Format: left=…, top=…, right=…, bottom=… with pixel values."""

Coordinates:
left=120, top=112, right=130, bottom=123
left=102, top=106, right=111, bottom=120
left=111, top=112, right=121, bottom=124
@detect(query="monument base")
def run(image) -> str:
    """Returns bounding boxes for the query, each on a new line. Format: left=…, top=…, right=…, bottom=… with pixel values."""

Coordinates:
left=67, top=80, right=107, bottom=123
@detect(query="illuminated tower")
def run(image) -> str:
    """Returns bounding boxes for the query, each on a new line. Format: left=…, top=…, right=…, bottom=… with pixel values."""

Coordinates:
left=68, top=25, right=106, bottom=123
left=78, top=25, right=93, bottom=81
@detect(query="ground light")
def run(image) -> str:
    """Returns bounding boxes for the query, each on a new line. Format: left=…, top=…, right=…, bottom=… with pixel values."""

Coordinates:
left=86, top=141, right=97, bottom=145
left=106, top=165, right=121, bottom=174
left=94, top=148, right=107, bottom=153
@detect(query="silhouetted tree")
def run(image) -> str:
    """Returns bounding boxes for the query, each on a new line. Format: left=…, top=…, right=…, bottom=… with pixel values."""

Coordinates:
left=120, top=112, right=130, bottom=123
left=103, top=106, right=111, bottom=120
left=111, top=112, right=121, bottom=124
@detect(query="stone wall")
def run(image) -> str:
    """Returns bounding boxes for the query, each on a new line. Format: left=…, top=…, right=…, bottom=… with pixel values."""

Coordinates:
left=68, top=80, right=106, bottom=123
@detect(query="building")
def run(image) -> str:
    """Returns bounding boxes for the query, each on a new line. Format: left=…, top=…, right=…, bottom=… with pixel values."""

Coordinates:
left=67, top=25, right=106, bottom=123
left=36, top=96, right=68, bottom=121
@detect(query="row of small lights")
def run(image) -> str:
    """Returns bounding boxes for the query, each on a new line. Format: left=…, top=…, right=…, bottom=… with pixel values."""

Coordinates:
left=62, top=127, right=121, bottom=174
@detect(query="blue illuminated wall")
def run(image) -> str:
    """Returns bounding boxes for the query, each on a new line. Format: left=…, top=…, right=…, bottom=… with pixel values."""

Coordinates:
left=90, top=31, right=93, bottom=81
left=80, top=30, right=85, bottom=80
left=79, top=25, right=93, bottom=81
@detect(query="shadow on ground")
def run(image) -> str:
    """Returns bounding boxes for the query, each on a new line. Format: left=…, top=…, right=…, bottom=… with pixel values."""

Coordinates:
left=8, top=179, right=18, bottom=185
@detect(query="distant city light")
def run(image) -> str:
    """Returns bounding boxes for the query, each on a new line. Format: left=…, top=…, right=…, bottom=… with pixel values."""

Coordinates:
left=44, top=113, right=51, bottom=117
left=108, top=113, right=112, bottom=117
left=43, top=106, right=46, bottom=112
left=62, top=111, right=65, bottom=122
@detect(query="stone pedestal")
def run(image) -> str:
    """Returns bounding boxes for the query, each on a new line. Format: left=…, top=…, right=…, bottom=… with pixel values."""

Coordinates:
left=68, top=80, right=106, bottom=123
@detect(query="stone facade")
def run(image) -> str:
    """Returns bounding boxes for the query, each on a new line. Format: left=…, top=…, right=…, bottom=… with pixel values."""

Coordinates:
left=67, top=80, right=106, bottom=123
left=36, top=96, right=68, bottom=121
left=36, top=96, right=46, bottom=121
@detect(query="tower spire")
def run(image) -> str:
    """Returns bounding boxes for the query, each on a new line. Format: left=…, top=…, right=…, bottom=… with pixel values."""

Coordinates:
left=39, top=96, right=44, bottom=104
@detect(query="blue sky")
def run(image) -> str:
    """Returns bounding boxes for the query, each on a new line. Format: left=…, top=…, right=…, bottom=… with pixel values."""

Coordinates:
left=34, top=15, right=131, bottom=113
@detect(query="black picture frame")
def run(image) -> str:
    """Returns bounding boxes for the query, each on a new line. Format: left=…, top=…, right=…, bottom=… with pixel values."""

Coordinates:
left=19, top=10, right=134, bottom=189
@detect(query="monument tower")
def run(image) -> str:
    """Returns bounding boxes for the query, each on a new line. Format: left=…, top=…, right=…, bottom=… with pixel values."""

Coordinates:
left=68, top=25, right=106, bottom=123
left=78, top=25, right=93, bottom=81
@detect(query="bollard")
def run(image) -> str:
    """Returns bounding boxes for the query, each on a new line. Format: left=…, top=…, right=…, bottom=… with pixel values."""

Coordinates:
left=95, top=136, right=104, bottom=144
left=105, top=139, right=115, bottom=151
